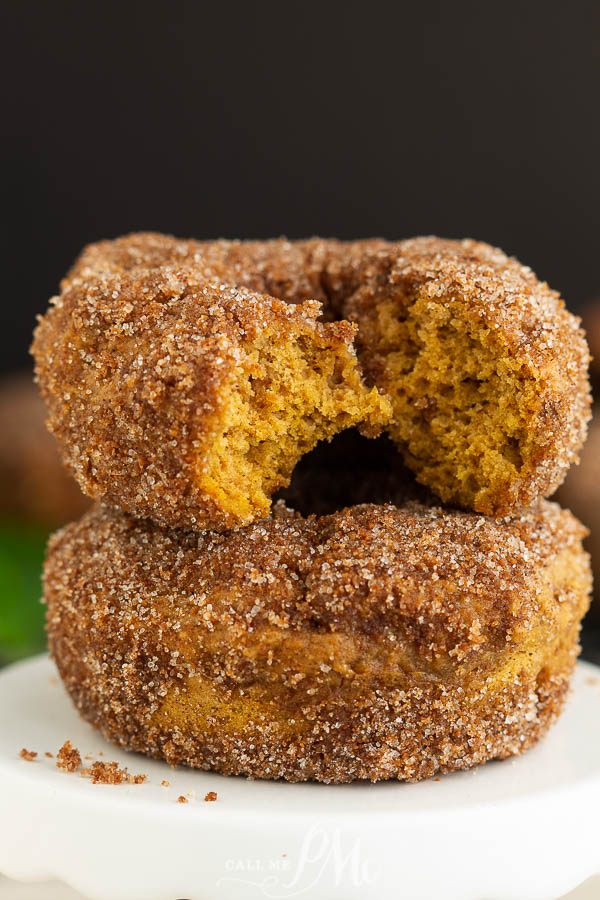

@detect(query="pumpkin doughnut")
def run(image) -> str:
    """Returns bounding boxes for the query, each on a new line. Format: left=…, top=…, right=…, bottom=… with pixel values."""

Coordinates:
left=32, top=234, right=591, bottom=527
left=32, top=265, right=390, bottom=530
left=44, top=500, right=590, bottom=784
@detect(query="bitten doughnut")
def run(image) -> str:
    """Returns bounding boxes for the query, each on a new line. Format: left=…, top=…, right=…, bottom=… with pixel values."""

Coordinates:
left=32, top=266, right=390, bottom=530
left=32, top=234, right=591, bottom=527
left=44, top=500, right=591, bottom=783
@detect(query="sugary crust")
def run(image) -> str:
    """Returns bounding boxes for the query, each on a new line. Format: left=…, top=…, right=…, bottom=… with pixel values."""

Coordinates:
left=65, top=234, right=334, bottom=308
left=44, top=501, right=591, bottom=783
left=65, top=232, right=591, bottom=381
left=34, top=232, right=591, bottom=523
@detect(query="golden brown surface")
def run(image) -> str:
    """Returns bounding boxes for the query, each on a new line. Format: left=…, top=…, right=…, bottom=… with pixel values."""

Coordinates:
left=44, top=500, right=591, bottom=783
left=557, top=409, right=600, bottom=608
left=32, top=233, right=591, bottom=526
left=0, top=373, right=90, bottom=527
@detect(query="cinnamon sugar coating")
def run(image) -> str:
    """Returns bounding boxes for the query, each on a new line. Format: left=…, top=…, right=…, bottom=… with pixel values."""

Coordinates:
left=33, top=233, right=590, bottom=525
left=44, top=501, right=590, bottom=783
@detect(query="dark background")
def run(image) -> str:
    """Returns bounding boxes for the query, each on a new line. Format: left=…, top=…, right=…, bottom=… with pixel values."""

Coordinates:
left=2, top=1, right=600, bottom=374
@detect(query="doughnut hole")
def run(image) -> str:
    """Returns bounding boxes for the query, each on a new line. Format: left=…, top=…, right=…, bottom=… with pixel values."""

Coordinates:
left=195, top=332, right=392, bottom=524
left=355, top=294, right=546, bottom=515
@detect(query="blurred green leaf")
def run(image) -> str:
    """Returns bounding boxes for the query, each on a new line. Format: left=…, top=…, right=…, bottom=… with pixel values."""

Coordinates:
left=0, top=522, right=49, bottom=664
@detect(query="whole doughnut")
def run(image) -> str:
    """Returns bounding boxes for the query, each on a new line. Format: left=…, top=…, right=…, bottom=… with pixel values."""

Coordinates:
left=44, top=500, right=591, bottom=783
left=32, top=234, right=591, bottom=528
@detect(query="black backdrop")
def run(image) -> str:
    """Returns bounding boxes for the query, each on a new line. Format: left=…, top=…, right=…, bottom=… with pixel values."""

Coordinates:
left=2, top=1, right=599, bottom=374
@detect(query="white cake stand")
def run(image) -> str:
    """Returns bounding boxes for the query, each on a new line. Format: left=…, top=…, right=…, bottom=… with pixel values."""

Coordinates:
left=1, top=655, right=600, bottom=900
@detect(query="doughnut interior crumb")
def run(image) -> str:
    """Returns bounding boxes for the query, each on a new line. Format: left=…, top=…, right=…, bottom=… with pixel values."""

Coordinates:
left=19, top=748, right=37, bottom=761
left=204, top=791, right=218, bottom=802
left=364, top=295, right=553, bottom=513
left=196, top=330, right=391, bottom=522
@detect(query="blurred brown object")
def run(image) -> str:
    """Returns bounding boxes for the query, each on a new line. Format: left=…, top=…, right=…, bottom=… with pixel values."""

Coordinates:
left=556, top=408, right=600, bottom=608
left=0, top=373, right=90, bottom=527
left=580, top=300, right=600, bottom=387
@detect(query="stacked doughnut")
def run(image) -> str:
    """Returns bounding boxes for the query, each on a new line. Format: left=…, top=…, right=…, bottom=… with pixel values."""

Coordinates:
left=32, top=234, right=593, bottom=783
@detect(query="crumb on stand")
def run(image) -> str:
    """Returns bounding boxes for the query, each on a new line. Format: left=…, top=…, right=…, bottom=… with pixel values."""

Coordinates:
left=19, top=748, right=37, bottom=762
left=82, top=760, right=146, bottom=785
left=56, top=740, right=82, bottom=773
left=53, top=740, right=146, bottom=784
